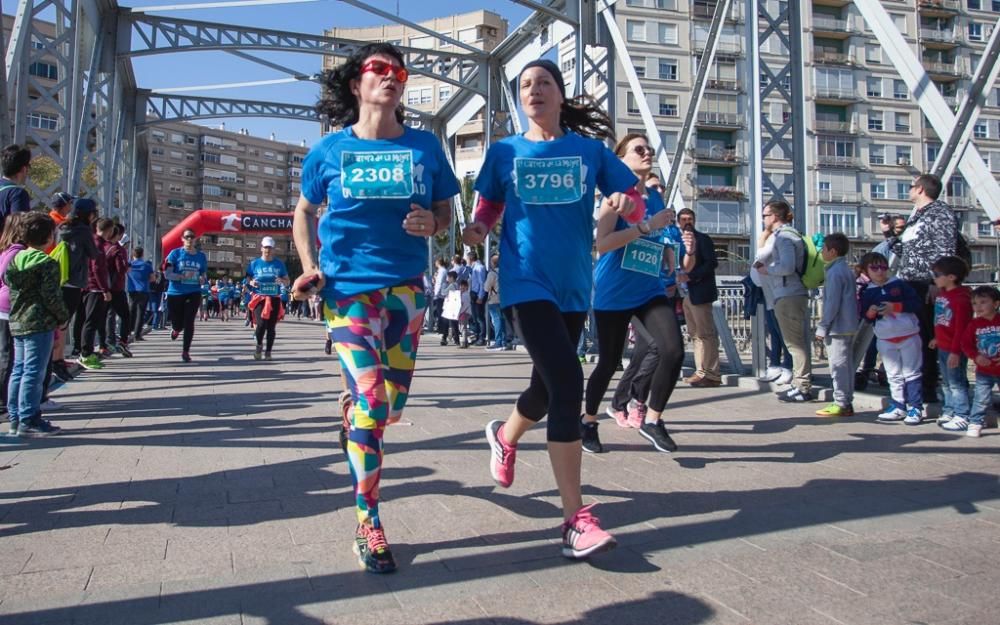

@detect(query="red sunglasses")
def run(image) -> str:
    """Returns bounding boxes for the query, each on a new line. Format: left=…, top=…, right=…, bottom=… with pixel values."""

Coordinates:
left=360, top=60, right=408, bottom=83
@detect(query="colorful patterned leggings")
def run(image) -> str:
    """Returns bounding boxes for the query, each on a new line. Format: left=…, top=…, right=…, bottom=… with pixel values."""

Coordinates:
left=324, top=281, right=426, bottom=527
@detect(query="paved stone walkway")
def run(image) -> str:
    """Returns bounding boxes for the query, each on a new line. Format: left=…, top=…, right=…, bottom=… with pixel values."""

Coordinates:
left=1, top=319, right=998, bottom=625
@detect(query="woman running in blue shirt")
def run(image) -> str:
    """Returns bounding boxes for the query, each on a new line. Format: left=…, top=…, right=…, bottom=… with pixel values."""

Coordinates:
left=163, top=228, right=207, bottom=362
left=246, top=237, right=289, bottom=360
left=463, top=59, right=638, bottom=560
left=291, top=43, right=460, bottom=574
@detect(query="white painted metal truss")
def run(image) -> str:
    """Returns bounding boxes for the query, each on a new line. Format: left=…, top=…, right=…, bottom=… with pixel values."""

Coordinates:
left=4, top=0, right=999, bottom=271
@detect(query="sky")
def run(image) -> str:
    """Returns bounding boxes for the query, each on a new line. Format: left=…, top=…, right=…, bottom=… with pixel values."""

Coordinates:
left=121, top=0, right=532, bottom=147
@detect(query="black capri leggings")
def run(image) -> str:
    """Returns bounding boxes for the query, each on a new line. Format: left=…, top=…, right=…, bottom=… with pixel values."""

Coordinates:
left=508, top=300, right=587, bottom=443
left=167, top=292, right=201, bottom=352
left=584, top=295, right=684, bottom=416
left=253, top=296, right=281, bottom=351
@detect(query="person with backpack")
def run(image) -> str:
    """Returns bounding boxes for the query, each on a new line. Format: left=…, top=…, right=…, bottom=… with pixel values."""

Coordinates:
left=59, top=199, right=100, bottom=376
left=678, top=208, right=721, bottom=387
left=881, top=173, right=959, bottom=402
left=0, top=145, right=32, bottom=233
left=755, top=200, right=813, bottom=402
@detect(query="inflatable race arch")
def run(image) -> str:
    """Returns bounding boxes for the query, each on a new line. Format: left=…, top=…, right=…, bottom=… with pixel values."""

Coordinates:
left=161, top=210, right=294, bottom=258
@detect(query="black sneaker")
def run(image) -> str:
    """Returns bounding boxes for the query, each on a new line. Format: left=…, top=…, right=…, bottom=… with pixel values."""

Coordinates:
left=777, top=387, right=812, bottom=403
left=17, top=418, right=61, bottom=437
left=51, top=361, right=73, bottom=383
left=353, top=523, right=396, bottom=574
left=70, top=348, right=81, bottom=357
left=581, top=420, right=603, bottom=453
left=117, top=342, right=133, bottom=358
left=638, top=421, right=678, bottom=452
left=325, top=339, right=333, bottom=355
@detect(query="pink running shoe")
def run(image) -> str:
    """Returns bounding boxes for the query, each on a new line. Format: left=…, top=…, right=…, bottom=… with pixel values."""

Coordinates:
left=561, top=503, right=616, bottom=559
left=626, top=401, right=646, bottom=429
left=605, top=406, right=629, bottom=428
left=486, top=420, right=516, bottom=488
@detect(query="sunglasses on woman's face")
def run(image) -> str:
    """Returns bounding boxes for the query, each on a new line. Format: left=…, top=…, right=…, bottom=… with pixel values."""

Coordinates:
left=361, top=60, right=408, bottom=83
left=182, top=235, right=195, bottom=240
left=631, top=145, right=653, bottom=157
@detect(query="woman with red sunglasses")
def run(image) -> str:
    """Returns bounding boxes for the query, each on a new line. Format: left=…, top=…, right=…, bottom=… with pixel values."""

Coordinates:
left=291, top=43, right=459, bottom=575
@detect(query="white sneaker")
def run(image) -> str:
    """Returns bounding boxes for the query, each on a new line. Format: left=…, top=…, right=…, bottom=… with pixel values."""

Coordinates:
left=937, top=412, right=955, bottom=425
left=941, top=416, right=969, bottom=432
left=877, top=408, right=906, bottom=422
left=775, top=368, right=793, bottom=386
left=39, top=399, right=62, bottom=412
left=967, top=424, right=982, bottom=438
left=759, top=366, right=782, bottom=382
left=903, top=407, right=923, bottom=425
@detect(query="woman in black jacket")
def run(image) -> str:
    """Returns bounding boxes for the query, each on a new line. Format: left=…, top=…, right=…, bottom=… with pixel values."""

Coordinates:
left=59, top=199, right=100, bottom=368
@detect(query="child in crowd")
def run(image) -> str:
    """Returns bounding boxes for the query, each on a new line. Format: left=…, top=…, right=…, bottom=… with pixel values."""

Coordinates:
left=439, top=270, right=459, bottom=346
left=928, top=256, right=972, bottom=428
left=6, top=213, right=69, bottom=437
left=457, top=278, right=472, bottom=349
left=859, top=252, right=924, bottom=425
left=955, top=285, right=1000, bottom=438
left=814, top=233, right=858, bottom=417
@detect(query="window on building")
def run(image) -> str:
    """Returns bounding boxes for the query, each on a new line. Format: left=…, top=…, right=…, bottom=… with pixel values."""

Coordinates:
left=969, top=23, right=984, bottom=41
left=659, top=58, right=678, bottom=81
left=895, top=181, right=910, bottom=200
left=892, top=80, right=909, bottom=100
left=659, top=94, right=679, bottom=116
left=894, top=112, right=911, bottom=133
left=870, top=144, right=886, bottom=165
left=891, top=13, right=907, bottom=35
left=630, top=56, right=647, bottom=78
left=627, top=20, right=646, bottom=41
left=457, top=27, right=479, bottom=43
left=626, top=92, right=641, bottom=114
left=170, top=133, right=184, bottom=144
left=820, top=207, right=859, bottom=237
left=870, top=181, right=886, bottom=199
left=968, top=0, right=982, bottom=9
left=28, top=62, right=57, bottom=80
left=694, top=201, right=742, bottom=235
left=865, top=44, right=881, bottom=63
left=409, top=35, right=433, bottom=49
left=26, top=112, right=58, bottom=130
left=868, top=111, right=884, bottom=131
left=896, top=145, right=912, bottom=165
left=974, top=121, right=989, bottom=139
left=866, top=78, right=882, bottom=98
left=927, top=144, right=941, bottom=163
left=658, top=22, right=678, bottom=44
left=439, top=85, right=451, bottom=103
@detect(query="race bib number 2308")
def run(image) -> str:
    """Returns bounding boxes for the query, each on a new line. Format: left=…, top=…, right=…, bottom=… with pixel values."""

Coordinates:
left=341, top=150, right=414, bottom=199
left=514, top=157, right=583, bottom=205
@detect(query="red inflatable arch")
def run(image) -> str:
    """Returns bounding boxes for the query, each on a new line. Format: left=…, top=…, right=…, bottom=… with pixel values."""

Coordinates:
left=161, top=209, right=294, bottom=258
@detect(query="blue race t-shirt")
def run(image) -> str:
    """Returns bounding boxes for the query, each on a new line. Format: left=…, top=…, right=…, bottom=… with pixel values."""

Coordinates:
left=126, top=259, right=154, bottom=293
left=475, top=132, right=637, bottom=312
left=593, top=189, right=669, bottom=311
left=301, top=125, right=461, bottom=300
left=165, top=247, right=207, bottom=296
left=246, top=257, right=288, bottom=297
left=660, top=224, right=684, bottom=289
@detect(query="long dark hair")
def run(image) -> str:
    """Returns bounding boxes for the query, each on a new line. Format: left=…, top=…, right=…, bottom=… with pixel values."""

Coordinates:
left=316, top=43, right=407, bottom=127
left=560, top=94, right=615, bottom=142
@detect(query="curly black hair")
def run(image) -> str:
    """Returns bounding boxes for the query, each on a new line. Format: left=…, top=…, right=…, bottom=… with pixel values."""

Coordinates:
left=559, top=95, right=615, bottom=142
left=316, top=43, right=407, bottom=127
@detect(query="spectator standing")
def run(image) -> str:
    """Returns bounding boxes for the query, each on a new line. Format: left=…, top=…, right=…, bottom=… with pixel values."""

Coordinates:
left=0, top=214, right=28, bottom=423
left=884, top=174, right=958, bottom=401
left=467, top=251, right=487, bottom=345
left=755, top=200, right=812, bottom=402
left=126, top=247, right=154, bottom=342
left=0, top=145, right=32, bottom=232
left=813, top=233, right=858, bottom=417
left=484, top=253, right=509, bottom=351
left=931, top=256, right=972, bottom=430
left=955, top=285, right=1000, bottom=438
left=751, top=226, right=793, bottom=385
left=432, top=258, right=448, bottom=335
left=678, top=208, right=721, bottom=387
left=76, top=218, right=114, bottom=370
left=102, top=224, right=132, bottom=357
left=63, top=199, right=100, bottom=366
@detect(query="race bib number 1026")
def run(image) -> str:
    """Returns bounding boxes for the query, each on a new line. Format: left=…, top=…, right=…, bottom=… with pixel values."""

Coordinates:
left=341, top=150, right=414, bottom=199
left=513, top=157, right=584, bottom=205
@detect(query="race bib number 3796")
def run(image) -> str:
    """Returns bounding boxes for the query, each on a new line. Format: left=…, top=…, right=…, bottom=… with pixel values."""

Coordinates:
left=341, top=150, right=414, bottom=199
left=513, top=157, right=583, bottom=205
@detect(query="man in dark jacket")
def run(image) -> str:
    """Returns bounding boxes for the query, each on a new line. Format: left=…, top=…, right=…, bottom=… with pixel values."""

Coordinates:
left=0, top=144, right=32, bottom=233
left=678, top=208, right=721, bottom=387
left=77, top=218, right=114, bottom=370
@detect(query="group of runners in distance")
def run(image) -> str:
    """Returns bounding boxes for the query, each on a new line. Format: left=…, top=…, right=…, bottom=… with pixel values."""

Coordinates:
left=286, top=42, right=688, bottom=575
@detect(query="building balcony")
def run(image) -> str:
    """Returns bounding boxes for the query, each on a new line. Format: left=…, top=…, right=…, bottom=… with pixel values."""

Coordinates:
left=816, top=155, right=863, bottom=168
left=813, top=50, right=855, bottom=65
left=917, top=0, right=961, bottom=16
left=813, top=87, right=864, bottom=103
left=693, top=39, right=743, bottom=56
left=706, top=78, right=742, bottom=92
left=692, top=0, right=743, bottom=21
left=816, top=189, right=862, bottom=203
left=690, top=146, right=744, bottom=164
left=924, top=60, right=963, bottom=80
left=814, top=120, right=858, bottom=134
left=696, top=185, right=746, bottom=200
left=920, top=28, right=962, bottom=47
left=812, top=16, right=853, bottom=38
left=696, top=111, right=744, bottom=128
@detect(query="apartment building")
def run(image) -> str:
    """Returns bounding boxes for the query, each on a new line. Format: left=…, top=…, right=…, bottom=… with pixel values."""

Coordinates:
left=3, top=14, right=63, bottom=157
left=577, top=0, right=1000, bottom=277
left=324, top=10, right=508, bottom=179
left=148, top=121, right=309, bottom=276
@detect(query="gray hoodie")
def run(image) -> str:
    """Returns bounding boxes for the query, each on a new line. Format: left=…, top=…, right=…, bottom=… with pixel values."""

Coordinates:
left=762, top=224, right=808, bottom=301
left=816, top=256, right=858, bottom=337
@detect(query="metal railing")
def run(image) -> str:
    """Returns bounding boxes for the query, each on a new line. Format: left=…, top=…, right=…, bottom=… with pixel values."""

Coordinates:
left=813, top=16, right=850, bottom=32
left=918, top=0, right=961, bottom=10
left=696, top=111, right=743, bottom=126
left=816, top=189, right=861, bottom=202
left=814, top=87, right=859, bottom=100
left=920, top=28, right=959, bottom=42
left=817, top=155, right=863, bottom=168
left=814, top=120, right=854, bottom=133
left=814, top=51, right=853, bottom=65
left=924, top=61, right=960, bottom=74
left=706, top=78, right=741, bottom=91
left=692, top=146, right=742, bottom=161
